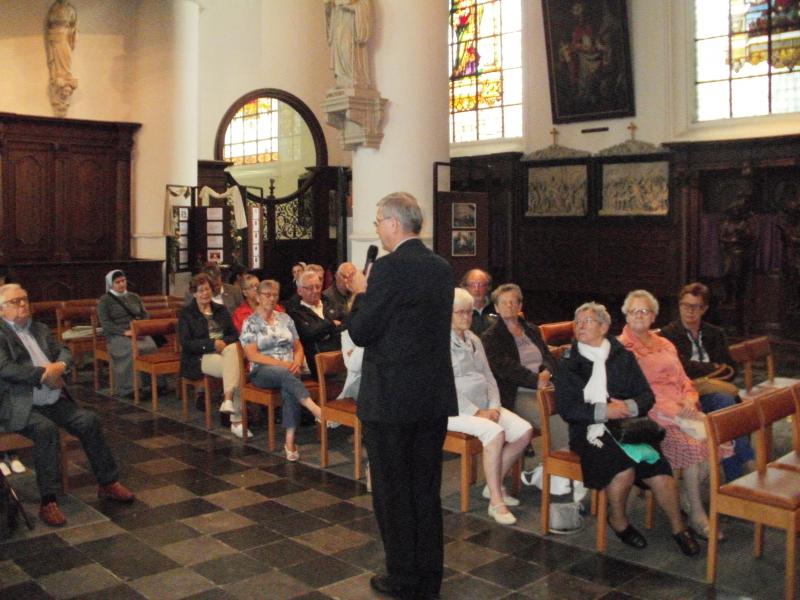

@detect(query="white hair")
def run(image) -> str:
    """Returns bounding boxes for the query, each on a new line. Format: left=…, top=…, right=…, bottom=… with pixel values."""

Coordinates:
left=453, top=287, right=474, bottom=309
left=622, top=289, right=660, bottom=316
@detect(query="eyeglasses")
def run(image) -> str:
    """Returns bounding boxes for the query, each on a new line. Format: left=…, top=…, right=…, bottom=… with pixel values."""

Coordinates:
left=465, top=281, right=489, bottom=289
left=453, top=309, right=472, bottom=316
left=300, top=285, right=322, bottom=292
left=628, top=308, right=653, bottom=317
left=3, top=296, right=29, bottom=307
left=679, top=302, right=705, bottom=312
left=574, top=317, right=599, bottom=326
left=373, top=216, right=390, bottom=228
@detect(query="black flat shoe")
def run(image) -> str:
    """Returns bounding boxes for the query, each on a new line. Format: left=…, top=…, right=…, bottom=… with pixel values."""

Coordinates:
left=673, top=528, right=700, bottom=557
left=609, top=522, right=647, bottom=548
left=369, top=575, right=414, bottom=600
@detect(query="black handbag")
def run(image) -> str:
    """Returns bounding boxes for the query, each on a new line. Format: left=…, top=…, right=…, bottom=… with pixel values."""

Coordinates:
left=608, top=417, right=666, bottom=445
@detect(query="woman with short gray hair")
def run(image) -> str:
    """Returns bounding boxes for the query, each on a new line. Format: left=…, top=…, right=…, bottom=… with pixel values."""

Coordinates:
left=448, top=288, right=532, bottom=525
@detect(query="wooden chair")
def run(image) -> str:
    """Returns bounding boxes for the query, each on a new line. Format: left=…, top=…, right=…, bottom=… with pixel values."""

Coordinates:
left=442, top=431, right=485, bottom=513
left=0, top=432, right=73, bottom=493
left=755, top=384, right=800, bottom=474
left=31, top=300, right=65, bottom=336
left=745, top=337, right=800, bottom=398
left=539, top=321, right=574, bottom=346
left=65, top=298, right=98, bottom=307
left=90, top=312, right=113, bottom=393
left=146, top=307, right=178, bottom=320
left=727, top=340, right=751, bottom=389
left=315, top=351, right=362, bottom=480
left=130, top=318, right=180, bottom=409
left=56, top=305, right=96, bottom=383
left=140, top=295, right=169, bottom=304
left=537, top=387, right=654, bottom=552
left=237, top=344, right=319, bottom=451
left=704, top=401, right=800, bottom=599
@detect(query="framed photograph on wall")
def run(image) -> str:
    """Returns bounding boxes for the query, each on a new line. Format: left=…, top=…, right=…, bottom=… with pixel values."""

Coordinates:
left=541, top=0, right=635, bottom=123
left=599, top=157, right=670, bottom=217
left=525, top=161, right=589, bottom=217
left=452, top=203, right=476, bottom=228
left=451, top=230, right=476, bottom=257
left=178, top=207, right=189, bottom=220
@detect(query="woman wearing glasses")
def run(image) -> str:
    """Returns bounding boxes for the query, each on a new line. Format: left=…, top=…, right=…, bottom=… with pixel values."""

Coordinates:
left=239, top=280, right=322, bottom=462
left=618, top=289, right=731, bottom=541
left=448, top=288, right=532, bottom=525
left=555, top=301, right=699, bottom=556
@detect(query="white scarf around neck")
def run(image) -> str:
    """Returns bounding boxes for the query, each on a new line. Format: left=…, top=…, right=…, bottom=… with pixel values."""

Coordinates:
left=577, top=338, right=611, bottom=448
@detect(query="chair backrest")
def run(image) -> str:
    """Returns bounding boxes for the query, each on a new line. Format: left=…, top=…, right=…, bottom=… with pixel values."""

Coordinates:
left=140, top=295, right=169, bottom=303
left=90, top=312, right=103, bottom=353
left=147, top=307, right=177, bottom=320
left=315, top=351, right=346, bottom=409
left=539, top=321, right=574, bottom=346
left=745, top=336, right=774, bottom=383
left=704, top=402, right=761, bottom=487
left=130, top=318, right=178, bottom=356
left=56, top=305, right=95, bottom=338
left=536, top=387, right=557, bottom=453
left=66, top=298, right=99, bottom=307
left=728, top=341, right=752, bottom=391
left=756, top=387, right=797, bottom=428
left=31, top=300, right=65, bottom=331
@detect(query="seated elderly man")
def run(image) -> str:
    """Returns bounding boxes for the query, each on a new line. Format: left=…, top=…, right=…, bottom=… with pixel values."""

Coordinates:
left=323, top=262, right=357, bottom=320
left=287, top=270, right=344, bottom=378
left=0, top=284, right=134, bottom=527
left=184, top=262, right=243, bottom=314
left=460, top=268, right=496, bottom=336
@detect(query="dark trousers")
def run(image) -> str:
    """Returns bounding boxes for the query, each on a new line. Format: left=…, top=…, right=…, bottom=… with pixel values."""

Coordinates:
left=363, top=416, right=448, bottom=600
left=19, top=397, right=119, bottom=498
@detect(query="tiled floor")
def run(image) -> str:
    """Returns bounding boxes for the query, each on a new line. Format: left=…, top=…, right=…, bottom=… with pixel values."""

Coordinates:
left=0, top=372, right=794, bottom=599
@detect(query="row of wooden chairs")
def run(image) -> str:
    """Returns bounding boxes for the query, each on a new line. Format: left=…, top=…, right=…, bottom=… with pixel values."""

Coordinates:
left=705, top=384, right=800, bottom=600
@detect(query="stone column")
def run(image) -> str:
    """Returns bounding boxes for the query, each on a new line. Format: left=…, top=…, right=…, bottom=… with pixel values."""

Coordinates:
left=130, top=0, right=199, bottom=262
left=348, top=0, right=449, bottom=265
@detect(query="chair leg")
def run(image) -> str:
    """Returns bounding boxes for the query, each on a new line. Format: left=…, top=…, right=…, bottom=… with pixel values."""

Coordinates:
left=93, top=358, right=100, bottom=391
left=509, top=457, right=522, bottom=496
left=320, top=414, right=329, bottom=468
left=785, top=516, right=797, bottom=600
left=204, top=380, right=212, bottom=431
left=133, top=368, right=140, bottom=404
left=241, top=399, right=249, bottom=441
left=354, top=420, right=362, bottom=481
left=267, top=405, right=275, bottom=452
left=150, top=374, right=158, bottom=411
left=541, top=465, right=552, bottom=535
left=460, top=452, right=471, bottom=513
left=706, top=509, right=720, bottom=583
left=754, top=523, right=764, bottom=557
left=644, top=489, right=655, bottom=529
left=596, top=488, right=607, bottom=553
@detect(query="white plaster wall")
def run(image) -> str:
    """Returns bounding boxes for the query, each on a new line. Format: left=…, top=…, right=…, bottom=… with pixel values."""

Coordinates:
left=197, top=0, right=347, bottom=168
left=0, top=0, right=137, bottom=120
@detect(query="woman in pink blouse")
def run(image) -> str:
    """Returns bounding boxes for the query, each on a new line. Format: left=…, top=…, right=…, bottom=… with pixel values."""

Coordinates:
left=618, top=289, right=730, bottom=541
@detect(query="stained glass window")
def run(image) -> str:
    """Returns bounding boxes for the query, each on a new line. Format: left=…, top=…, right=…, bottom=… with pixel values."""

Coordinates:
left=695, top=0, right=800, bottom=121
left=222, top=97, right=280, bottom=165
left=449, top=0, right=522, bottom=143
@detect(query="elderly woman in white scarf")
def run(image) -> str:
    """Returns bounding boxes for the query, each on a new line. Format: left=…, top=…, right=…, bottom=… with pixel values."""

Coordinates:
left=448, top=288, right=533, bottom=525
left=97, top=269, right=157, bottom=398
left=554, top=302, right=699, bottom=556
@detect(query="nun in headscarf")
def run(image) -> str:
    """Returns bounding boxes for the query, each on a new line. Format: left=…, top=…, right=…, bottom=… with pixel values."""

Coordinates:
left=97, top=270, right=156, bottom=398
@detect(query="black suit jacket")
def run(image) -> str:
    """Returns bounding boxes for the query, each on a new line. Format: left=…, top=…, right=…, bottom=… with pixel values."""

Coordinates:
left=178, top=301, right=238, bottom=380
left=0, top=320, right=73, bottom=432
left=348, top=238, right=458, bottom=423
left=659, top=320, right=737, bottom=379
left=287, top=298, right=344, bottom=377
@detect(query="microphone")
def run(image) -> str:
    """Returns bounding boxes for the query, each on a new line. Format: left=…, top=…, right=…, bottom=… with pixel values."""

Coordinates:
left=363, top=244, right=379, bottom=278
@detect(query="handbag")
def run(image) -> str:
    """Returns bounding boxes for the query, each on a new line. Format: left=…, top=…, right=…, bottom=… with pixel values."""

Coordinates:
left=608, top=417, right=666, bottom=445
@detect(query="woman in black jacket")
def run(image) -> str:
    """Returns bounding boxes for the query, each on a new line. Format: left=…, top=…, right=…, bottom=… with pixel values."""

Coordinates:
left=179, top=273, right=246, bottom=438
left=481, top=284, right=562, bottom=450
left=554, top=301, right=698, bottom=556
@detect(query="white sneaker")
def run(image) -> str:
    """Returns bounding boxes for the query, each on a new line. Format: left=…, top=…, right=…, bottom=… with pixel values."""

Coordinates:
left=219, top=399, right=235, bottom=414
left=8, top=457, right=25, bottom=474
left=482, top=485, right=520, bottom=507
left=0, top=462, right=10, bottom=477
left=230, top=423, right=252, bottom=439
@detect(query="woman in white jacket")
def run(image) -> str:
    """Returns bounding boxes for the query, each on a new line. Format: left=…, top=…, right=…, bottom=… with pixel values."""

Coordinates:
left=448, top=288, right=532, bottom=525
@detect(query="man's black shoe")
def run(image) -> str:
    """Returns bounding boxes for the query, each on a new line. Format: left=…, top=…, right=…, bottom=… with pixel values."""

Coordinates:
left=369, top=575, right=414, bottom=599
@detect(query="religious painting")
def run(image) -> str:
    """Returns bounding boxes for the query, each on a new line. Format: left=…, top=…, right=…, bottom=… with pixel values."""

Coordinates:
left=541, top=0, right=635, bottom=123
left=452, top=230, right=476, bottom=257
left=599, top=159, right=670, bottom=217
left=452, top=202, right=477, bottom=228
left=526, top=162, right=589, bottom=217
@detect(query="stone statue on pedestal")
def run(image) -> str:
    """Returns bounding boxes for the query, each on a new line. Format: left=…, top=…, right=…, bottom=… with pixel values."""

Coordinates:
left=46, top=0, right=78, bottom=117
left=322, top=0, right=387, bottom=150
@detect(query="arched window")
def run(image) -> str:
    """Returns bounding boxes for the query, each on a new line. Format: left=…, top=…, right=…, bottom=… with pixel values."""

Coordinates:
left=449, top=0, right=522, bottom=143
left=221, top=97, right=280, bottom=165
left=695, top=0, right=800, bottom=121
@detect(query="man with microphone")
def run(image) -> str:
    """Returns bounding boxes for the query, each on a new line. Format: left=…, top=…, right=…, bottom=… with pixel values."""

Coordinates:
left=347, top=192, right=456, bottom=600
